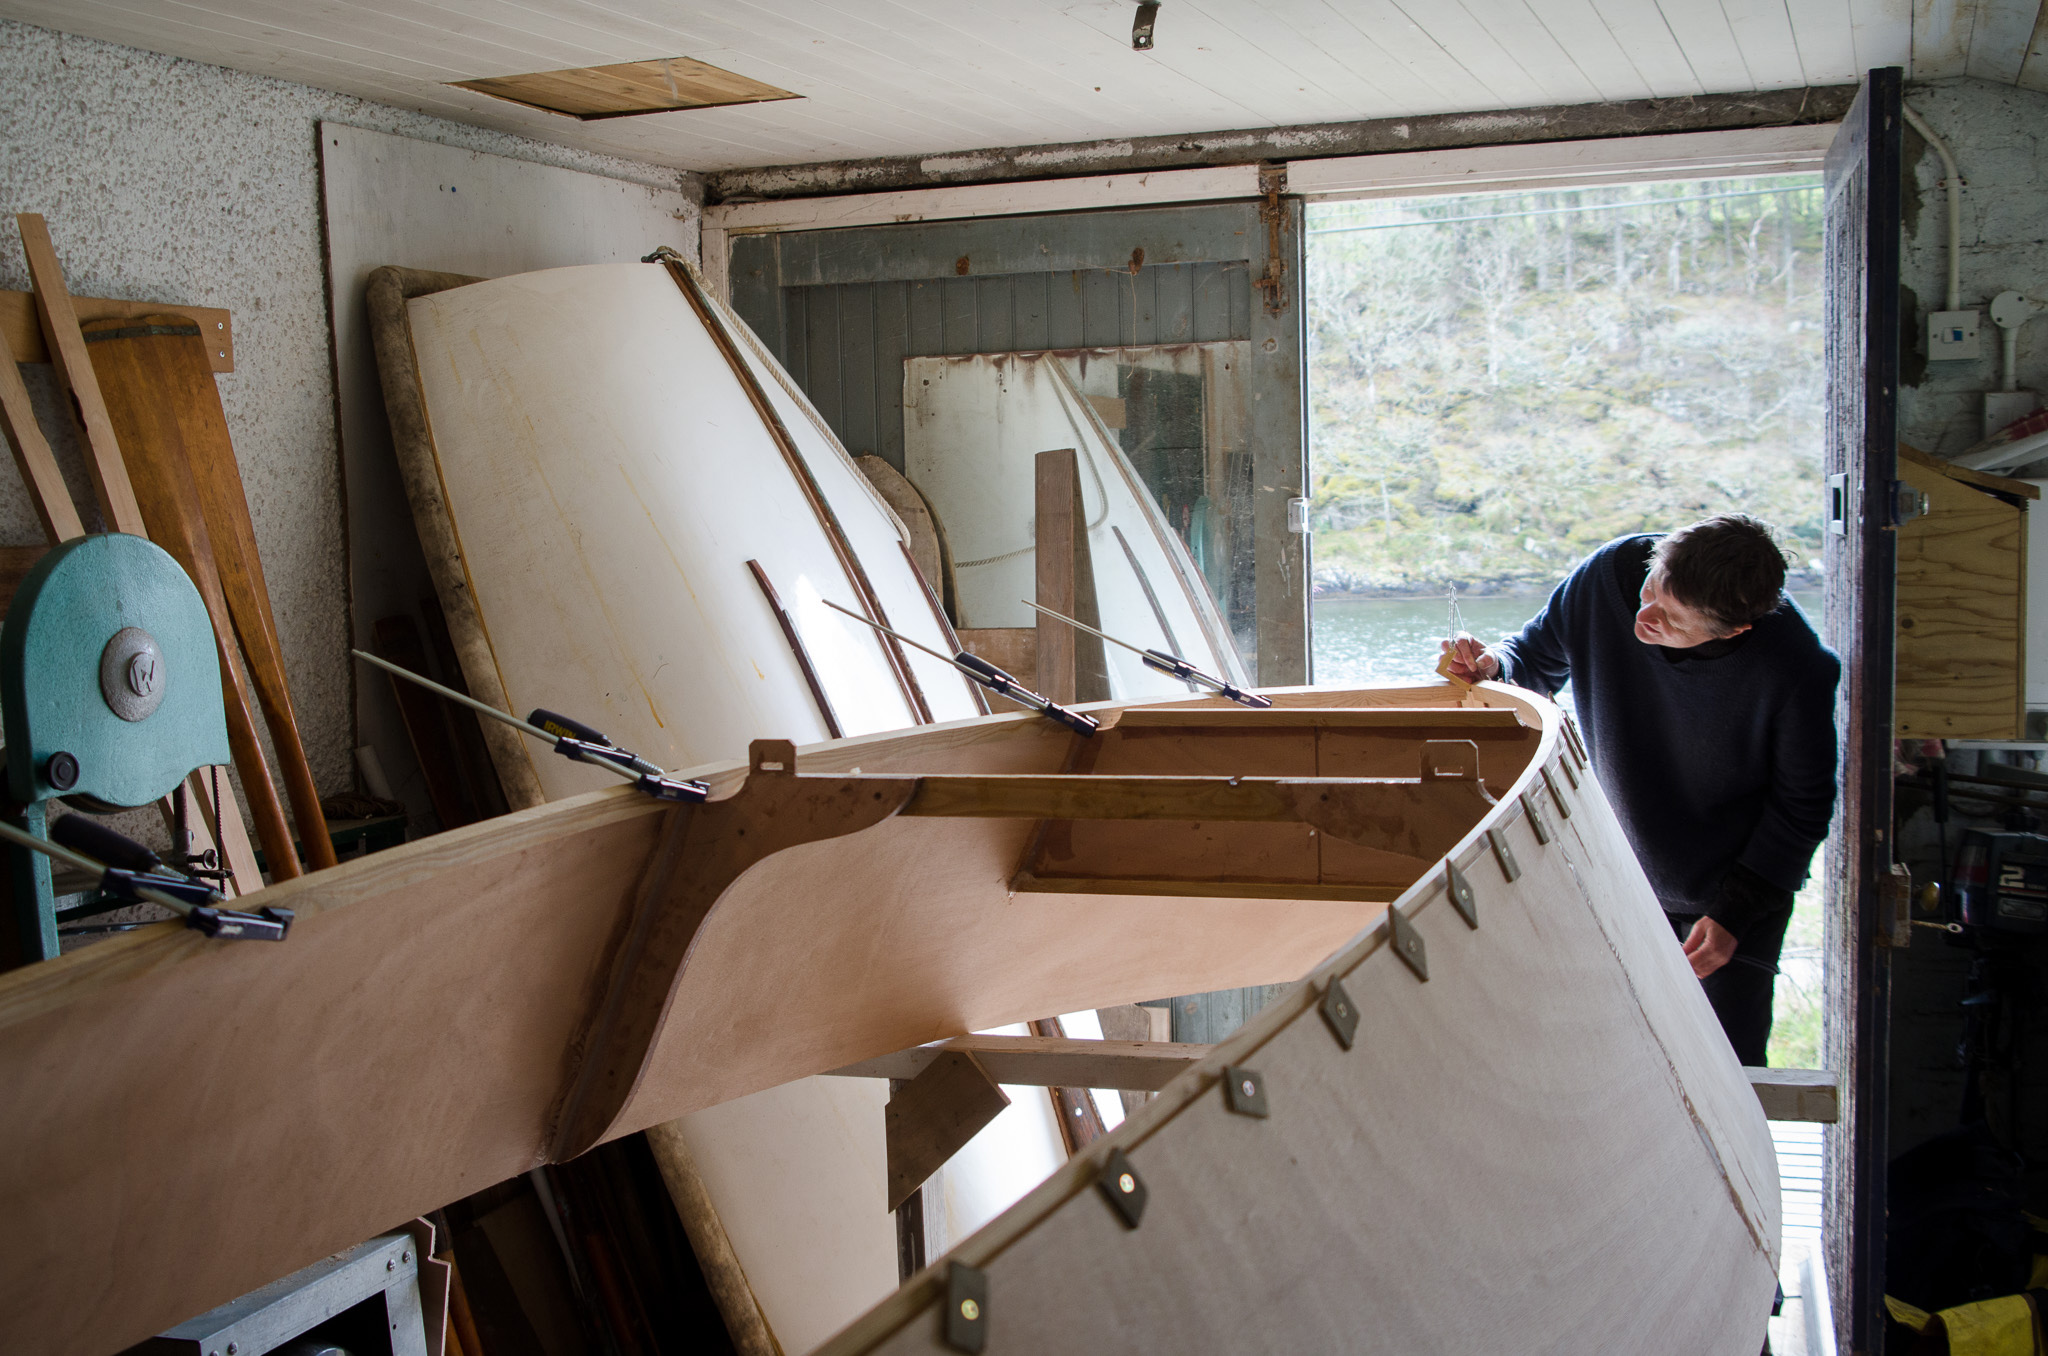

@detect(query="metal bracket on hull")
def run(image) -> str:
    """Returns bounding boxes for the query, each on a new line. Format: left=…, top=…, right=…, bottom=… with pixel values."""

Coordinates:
left=1445, top=860, right=1479, bottom=929
left=1542, top=766, right=1573, bottom=818
left=1488, top=827, right=1522, bottom=882
left=1388, top=906, right=1429, bottom=981
left=1320, top=977, right=1361, bottom=1048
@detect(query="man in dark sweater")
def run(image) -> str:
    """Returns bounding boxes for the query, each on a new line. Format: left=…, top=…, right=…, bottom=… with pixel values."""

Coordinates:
left=1440, top=515, right=1840, bottom=1065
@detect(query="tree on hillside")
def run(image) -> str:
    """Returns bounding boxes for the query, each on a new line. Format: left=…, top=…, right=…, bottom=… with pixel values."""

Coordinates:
left=1308, top=177, right=1826, bottom=597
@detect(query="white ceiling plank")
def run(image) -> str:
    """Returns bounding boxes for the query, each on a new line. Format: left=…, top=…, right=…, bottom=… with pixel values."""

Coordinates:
left=1038, top=0, right=1425, bottom=130
left=1583, top=0, right=1706, bottom=92
left=691, top=0, right=1257, bottom=144
left=1721, top=0, right=1815, bottom=86
left=1227, top=0, right=1469, bottom=110
left=1785, top=0, right=1862, bottom=83
left=1912, top=0, right=1976, bottom=77
left=1394, top=0, right=1579, bottom=108
left=1155, top=0, right=1432, bottom=116
left=1966, top=0, right=2044, bottom=81
left=1653, top=0, right=1757, bottom=89
left=1447, top=0, right=1615, bottom=104
left=1849, top=0, right=1914, bottom=73
left=1520, top=0, right=1661, bottom=101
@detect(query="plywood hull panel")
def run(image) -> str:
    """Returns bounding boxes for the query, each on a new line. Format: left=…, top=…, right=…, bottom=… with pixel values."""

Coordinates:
left=0, top=680, right=1775, bottom=1356
left=822, top=700, right=1779, bottom=1356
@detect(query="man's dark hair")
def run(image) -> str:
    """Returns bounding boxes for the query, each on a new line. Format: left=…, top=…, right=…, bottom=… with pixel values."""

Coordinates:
left=1650, top=514, right=1788, bottom=632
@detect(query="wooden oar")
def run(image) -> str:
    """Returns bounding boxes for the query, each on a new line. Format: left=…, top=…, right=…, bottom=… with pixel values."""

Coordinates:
left=85, top=314, right=334, bottom=869
left=16, top=214, right=268, bottom=890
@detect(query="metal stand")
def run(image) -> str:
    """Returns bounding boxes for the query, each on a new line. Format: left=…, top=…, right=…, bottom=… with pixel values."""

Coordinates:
left=126, top=1232, right=432, bottom=1356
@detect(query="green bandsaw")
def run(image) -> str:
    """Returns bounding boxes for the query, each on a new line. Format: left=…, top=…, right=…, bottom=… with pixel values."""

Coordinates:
left=1, top=533, right=230, bottom=963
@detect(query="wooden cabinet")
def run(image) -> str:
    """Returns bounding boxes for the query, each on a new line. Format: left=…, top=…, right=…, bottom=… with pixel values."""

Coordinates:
left=1894, top=445, right=2037, bottom=739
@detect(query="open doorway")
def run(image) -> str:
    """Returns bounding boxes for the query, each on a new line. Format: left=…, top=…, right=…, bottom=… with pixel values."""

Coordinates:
left=1305, top=173, right=1834, bottom=1336
left=1306, top=171, right=1830, bottom=1048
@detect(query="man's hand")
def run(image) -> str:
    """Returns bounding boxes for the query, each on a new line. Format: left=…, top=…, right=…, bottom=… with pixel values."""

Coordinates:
left=1682, top=916, right=1739, bottom=978
left=1438, top=633, right=1500, bottom=683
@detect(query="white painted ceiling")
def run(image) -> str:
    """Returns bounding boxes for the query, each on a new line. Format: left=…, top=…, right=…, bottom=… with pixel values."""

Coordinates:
left=3, top=0, right=2043, bottom=173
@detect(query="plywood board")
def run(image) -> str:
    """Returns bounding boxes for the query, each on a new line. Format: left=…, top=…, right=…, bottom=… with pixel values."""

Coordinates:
left=1896, top=456, right=2026, bottom=737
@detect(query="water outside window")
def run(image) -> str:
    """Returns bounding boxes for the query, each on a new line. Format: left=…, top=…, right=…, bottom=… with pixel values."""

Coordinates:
left=1304, top=175, right=1829, bottom=1068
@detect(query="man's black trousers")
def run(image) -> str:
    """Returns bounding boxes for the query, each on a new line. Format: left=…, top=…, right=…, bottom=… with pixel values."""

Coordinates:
left=1664, top=904, right=1794, bottom=1067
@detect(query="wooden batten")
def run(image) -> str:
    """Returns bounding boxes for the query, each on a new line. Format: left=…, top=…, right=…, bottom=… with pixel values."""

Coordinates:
left=1895, top=443, right=2034, bottom=738
left=2, top=289, right=234, bottom=373
left=1034, top=448, right=1107, bottom=703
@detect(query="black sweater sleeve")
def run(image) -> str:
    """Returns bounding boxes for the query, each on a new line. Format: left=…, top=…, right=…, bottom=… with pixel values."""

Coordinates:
left=1494, top=568, right=1582, bottom=698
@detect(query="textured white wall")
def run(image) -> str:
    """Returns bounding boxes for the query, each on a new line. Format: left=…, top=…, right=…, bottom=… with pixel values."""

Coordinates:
left=1898, top=77, right=2048, bottom=459
left=0, top=19, right=701, bottom=795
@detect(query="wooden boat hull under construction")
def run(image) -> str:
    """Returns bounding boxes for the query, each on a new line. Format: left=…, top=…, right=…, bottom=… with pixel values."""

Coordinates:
left=0, top=681, right=1777, bottom=1355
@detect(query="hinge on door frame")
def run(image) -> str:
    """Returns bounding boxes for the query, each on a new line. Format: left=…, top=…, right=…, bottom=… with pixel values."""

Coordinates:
left=1254, top=163, right=1288, bottom=316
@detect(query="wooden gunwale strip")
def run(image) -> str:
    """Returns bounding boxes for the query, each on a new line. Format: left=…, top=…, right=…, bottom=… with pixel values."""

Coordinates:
left=1111, top=706, right=1529, bottom=728
left=367, top=265, right=547, bottom=811
left=901, top=539, right=988, bottom=715
left=812, top=693, right=1561, bottom=1356
left=657, top=257, right=934, bottom=724
left=744, top=558, right=843, bottom=738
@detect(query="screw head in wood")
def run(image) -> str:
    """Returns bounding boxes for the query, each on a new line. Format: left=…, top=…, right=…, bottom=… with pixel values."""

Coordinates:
left=1223, top=1064, right=1269, bottom=1117
left=1096, top=1148, right=1148, bottom=1228
left=944, top=1261, right=989, bottom=1352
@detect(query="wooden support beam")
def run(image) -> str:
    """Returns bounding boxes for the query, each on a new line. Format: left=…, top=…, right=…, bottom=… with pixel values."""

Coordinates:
left=1031, top=1015, right=1106, bottom=1156
left=3, top=289, right=233, bottom=373
left=1746, top=1067, right=1841, bottom=1123
left=1034, top=448, right=1106, bottom=703
left=845, top=1047, right=1845, bottom=1124
left=899, top=759, right=1494, bottom=862
left=834, top=1034, right=1212, bottom=1091
left=885, top=1050, right=1009, bottom=1211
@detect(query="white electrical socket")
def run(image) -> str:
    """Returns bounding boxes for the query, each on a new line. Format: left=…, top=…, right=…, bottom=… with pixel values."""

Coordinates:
left=1929, top=309, right=1981, bottom=361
